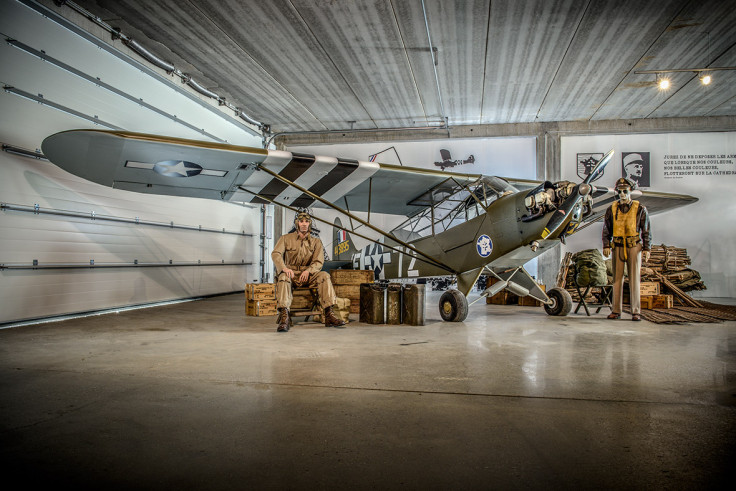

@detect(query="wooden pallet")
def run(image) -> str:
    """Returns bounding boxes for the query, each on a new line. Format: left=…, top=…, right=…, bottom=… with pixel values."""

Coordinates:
left=633, top=301, right=736, bottom=324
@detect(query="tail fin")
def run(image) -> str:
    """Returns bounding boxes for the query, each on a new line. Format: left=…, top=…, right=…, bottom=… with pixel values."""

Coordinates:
left=332, top=217, right=360, bottom=261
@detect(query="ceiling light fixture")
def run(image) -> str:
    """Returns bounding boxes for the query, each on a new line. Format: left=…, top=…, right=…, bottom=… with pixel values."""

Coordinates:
left=636, top=66, right=736, bottom=89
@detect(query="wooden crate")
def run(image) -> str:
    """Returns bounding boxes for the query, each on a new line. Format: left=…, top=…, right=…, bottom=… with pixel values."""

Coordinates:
left=640, top=281, right=660, bottom=296
left=246, top=299, right=277, bottom=316
left=330, top=269, right=375, bottom=285
left=486, top=291, right=518, bottom=305
left=641, top=295, right=655, bottom=309
left=518, top=284, right=545, bottom=307
left=245, top=283, right=276, bottom=300
left=291, top=288, right=317, bottom=310
left=519, top=295, right=541, bottom=307
left=652, top=294, right=673, bottom=309
left=335, top=284, right=361, bottom=299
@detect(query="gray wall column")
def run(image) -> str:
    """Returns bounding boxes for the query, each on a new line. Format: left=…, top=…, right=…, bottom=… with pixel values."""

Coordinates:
left=537, top=130, right=562, bottom=290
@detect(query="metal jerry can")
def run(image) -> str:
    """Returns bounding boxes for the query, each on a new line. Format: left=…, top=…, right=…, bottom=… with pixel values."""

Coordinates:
left=387, top=283, right=402, bottom=324
left=360, top=283, right=386, bottom=324
left=402, top=284, right=425, bottom=326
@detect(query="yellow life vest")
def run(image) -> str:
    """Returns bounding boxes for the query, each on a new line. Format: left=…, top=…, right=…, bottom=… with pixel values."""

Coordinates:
left=612, top=200, right=639, bottom=238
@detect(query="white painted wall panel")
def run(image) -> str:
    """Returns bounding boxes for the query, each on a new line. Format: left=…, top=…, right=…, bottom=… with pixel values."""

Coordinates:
left=1, top=0, right=259, bottom=144
left=1, top=0, right=264, bottom=324
left=1, top=148, right=262, bottom=323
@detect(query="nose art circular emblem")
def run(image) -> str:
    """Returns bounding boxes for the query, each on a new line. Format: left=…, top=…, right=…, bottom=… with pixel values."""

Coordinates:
left=476, top=234, right=493, bottom=257
left=153, top=160, right=203, bottom=177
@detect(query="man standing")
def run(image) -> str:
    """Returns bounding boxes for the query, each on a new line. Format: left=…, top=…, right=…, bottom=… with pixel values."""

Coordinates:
left=271, top=211, right=347, bottom=332
left=602, top=177, right=651, bottom=321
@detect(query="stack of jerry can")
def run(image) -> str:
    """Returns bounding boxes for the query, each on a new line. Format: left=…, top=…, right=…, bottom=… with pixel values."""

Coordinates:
left=359, top=282, right=425, bottom=325
left=402, top=284, right=425, bottom=325
left=360, top=282, right=386, bottom=324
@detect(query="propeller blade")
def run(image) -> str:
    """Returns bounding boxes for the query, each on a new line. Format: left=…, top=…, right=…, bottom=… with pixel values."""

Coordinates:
left=541, top=149, right=614, bottom=239
left=541, top=188, right=580, bottom=239
left=584, top=149, right=614, bottom=184
left=592, top=186, right=610, bottom=198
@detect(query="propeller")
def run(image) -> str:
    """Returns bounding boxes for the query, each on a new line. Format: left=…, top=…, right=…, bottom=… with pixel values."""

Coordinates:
left=541, top=149, right=614, bottom=239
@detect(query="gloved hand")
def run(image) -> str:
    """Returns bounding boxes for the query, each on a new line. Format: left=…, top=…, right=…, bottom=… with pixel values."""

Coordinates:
left=602, top=247, right=611, bottom=258
left=643, top=250, right=650, bottom=263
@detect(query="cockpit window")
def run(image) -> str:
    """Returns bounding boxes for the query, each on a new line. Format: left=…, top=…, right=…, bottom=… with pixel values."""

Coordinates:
left=391, top=177, right=517, bottom=240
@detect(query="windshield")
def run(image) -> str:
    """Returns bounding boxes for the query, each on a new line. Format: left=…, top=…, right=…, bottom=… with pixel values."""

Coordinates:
left=390, top=177, right=517, bottom=241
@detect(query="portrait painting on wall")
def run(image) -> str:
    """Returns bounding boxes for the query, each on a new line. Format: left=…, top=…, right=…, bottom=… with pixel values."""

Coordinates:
left=622, top=152, right=650, bottom=188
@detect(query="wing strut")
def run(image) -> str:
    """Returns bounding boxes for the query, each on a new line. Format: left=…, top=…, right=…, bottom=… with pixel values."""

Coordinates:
left=239, top=182, right=456, bottom=274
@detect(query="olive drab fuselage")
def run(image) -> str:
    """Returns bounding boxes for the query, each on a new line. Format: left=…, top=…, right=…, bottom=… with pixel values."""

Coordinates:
left=342, top=190, right=565, bottom=284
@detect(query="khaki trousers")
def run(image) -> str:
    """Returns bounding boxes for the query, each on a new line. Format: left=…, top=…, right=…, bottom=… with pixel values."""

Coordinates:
left=611, top=243, right=642, bottom=315
left=275, top=271, right=336, bottom=310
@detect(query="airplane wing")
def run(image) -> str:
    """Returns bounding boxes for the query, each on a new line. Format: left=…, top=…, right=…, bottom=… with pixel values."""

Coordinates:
left=41, top=129, right=481, bottom=216
left=576, top=187, right=698, bottom=231
left=41, top=130, right=697, bottom=222
left=501, top=175, right=698, bottom=229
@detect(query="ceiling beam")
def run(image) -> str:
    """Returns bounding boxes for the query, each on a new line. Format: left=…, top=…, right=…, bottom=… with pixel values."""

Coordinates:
left=274, top=116, right=736, bottom=147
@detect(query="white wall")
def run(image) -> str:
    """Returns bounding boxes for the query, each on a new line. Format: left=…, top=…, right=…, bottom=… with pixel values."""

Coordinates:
left=290, top=137, right=535, bottom=176
left=561, top=132, right=736, bottom=298
left=0, top=0, right=263, bottom=324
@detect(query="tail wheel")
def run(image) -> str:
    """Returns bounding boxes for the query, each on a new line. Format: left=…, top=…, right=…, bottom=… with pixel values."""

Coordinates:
left=439, top=289, right=469, bottom=322
left=544, top=287, right=573, bottom=316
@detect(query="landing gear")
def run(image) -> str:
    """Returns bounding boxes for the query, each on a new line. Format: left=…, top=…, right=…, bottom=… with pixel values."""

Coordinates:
left=544, top=287, right=572, bottom=316
left=439, top=289, right=469, bottom=322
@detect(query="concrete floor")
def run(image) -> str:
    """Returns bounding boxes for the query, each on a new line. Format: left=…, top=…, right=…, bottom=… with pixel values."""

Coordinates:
left=1, top=292, right=734, bottom=490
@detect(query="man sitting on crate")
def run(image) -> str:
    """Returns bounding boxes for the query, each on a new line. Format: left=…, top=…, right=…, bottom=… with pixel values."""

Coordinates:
left=271, top=210, right=347, bottom=332
left=602, top=177, right=651, bottom=321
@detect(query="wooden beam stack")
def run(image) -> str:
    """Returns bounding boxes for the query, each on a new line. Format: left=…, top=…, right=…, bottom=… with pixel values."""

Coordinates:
left=642, top=244, right=706, bottom=294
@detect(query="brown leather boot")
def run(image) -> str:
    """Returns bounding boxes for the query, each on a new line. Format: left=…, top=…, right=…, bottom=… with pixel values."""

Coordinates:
left=323, top=305, right=346, bottom=328
left=276, top=308, right=290, bottom=332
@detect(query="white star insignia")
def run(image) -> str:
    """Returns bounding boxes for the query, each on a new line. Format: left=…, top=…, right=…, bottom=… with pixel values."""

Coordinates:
left=166, top=161, right=190, bottom=177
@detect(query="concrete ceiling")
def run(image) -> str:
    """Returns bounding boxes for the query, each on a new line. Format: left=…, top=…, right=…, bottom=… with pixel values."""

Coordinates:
left=59, top=0, right=736, bottom=136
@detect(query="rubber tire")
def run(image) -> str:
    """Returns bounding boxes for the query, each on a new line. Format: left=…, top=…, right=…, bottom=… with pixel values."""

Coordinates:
left=544, top=287, right=573, bottom=316
left=439, top=289, right=469, bottom=322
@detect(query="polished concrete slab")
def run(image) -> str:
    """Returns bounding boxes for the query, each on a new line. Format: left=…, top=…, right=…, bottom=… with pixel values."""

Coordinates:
left=1, top=292, right=734, bottom=489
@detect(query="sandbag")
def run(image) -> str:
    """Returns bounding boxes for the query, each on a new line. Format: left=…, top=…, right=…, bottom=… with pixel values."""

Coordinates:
left=334, top=297, right=351, bottom=322
left=315, top=297, right=350, bottom=323
left=574, top=249, right=608, bottom=287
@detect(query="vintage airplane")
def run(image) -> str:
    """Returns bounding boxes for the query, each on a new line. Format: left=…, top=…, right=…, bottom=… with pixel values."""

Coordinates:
left=434, top=148, right=475, bottom=170
left=41, top=129, right=697, bottom=322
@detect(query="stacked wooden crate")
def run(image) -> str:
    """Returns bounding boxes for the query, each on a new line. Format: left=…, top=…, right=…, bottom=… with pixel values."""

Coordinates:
left=290, top=287, right=318, bottom=311
left=519, top=287, right=545, bottom=306
left=484, top=277, right=545, bottom=306
left=245, top=283, right=277, bottom=316
left=637, top=281, right=673, bottom=310
left=639, top=281, right=660, bottom=296
left=330, top=269, right=374, bottom=314
left=640, top=294, right=674, bottom=310
left=485, top=277, right=515, bottom=305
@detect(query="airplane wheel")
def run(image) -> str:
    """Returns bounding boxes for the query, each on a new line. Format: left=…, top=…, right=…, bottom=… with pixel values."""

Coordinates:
left=544, top=287, right=572, bottom=316
left=439, top=289, right=468, bottom=322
